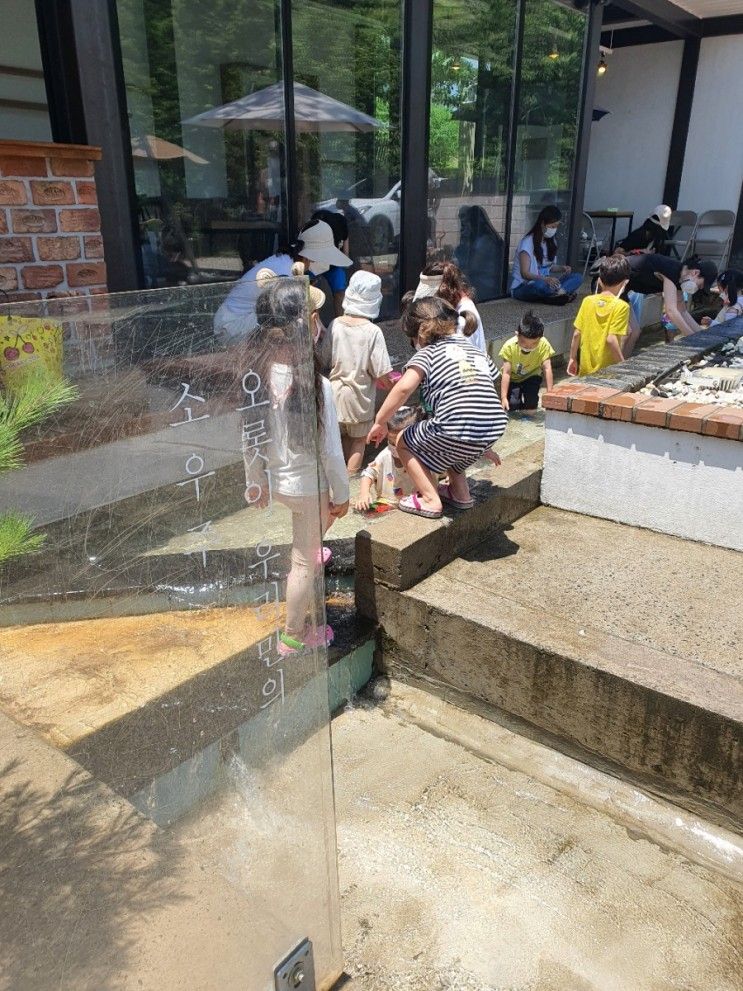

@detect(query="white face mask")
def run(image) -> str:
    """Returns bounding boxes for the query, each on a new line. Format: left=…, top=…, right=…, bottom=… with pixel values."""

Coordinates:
left=309, top=259, right=329, bottom=277
left=681, top=278, right=698, bottom=295
left=543, top=226, right=558, bottom=239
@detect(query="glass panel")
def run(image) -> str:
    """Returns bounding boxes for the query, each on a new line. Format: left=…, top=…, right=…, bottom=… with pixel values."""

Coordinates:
left=507, top=0, right=586, bottom=295
left=291, top=0, right=403, bottom=319
left=117, top=0, right=287, bottom=288
left=427, top=0, right=519, bottom=301
left=0, top=3, right=53, bottom=142
left=0, top=280, right=342, bottom=988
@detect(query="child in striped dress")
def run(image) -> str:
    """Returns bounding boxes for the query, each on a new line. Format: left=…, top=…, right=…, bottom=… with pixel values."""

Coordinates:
left=367, top=296, right=507, bottom=519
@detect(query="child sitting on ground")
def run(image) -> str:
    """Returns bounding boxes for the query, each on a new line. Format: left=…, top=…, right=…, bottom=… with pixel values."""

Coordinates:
left=498, top=310, right=554, bottom=411
left=367, top=297, right=507, bottom=519
left=568, top=254, right=630, bottom=377
left=355, top=406, right=418, bottom=511
left=319, top=270, right=394, bottom=474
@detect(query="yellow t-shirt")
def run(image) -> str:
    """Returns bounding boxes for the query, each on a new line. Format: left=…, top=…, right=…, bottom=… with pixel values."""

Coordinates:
left=574, top=293, right=629, bottom=376
left=498, top=335, right=555, bottom=382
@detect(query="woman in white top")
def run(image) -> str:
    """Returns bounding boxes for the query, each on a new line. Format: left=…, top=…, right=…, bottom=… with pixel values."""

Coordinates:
left=510, top=205, right=582, bottom=304
left=213, top=219, right=351, bottom=342
left=413, top=261, right=487, bottom=352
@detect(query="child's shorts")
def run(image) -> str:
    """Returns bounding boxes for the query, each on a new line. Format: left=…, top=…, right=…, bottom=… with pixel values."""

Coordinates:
left=402, top=420, right=490, bottom=475
left=508, top=375, right=542, bottom=410
left=339, top=420, right=373, bottom=439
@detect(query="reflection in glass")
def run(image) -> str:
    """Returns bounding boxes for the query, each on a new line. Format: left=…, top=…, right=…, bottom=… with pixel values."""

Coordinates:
left=117, top=0, right=287, bottom=288
left=0, top=280, right=342, bottom=988
left=0, top=3, right=52, bottom=143
left=507, top=0, right=586, bottom=281
left=427, top=0, right=518, bottom=301
left=292, top=0, right=403, bottom=319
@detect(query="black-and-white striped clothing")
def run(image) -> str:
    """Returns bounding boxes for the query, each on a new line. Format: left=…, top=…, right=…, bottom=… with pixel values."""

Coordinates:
left=402, top=336, right=507, bottom=473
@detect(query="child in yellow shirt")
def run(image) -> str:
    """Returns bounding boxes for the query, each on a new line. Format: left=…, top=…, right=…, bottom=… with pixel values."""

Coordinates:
left=499, top=311, right=555, bottom=411
left=568, top=255, right=630, bottom=377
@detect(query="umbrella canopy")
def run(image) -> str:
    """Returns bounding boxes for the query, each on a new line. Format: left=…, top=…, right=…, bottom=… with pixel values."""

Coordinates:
left=131, top=134, right=208, bottom=164
left=592, top=106, right=610, bottom=122
left=183, top=81, right=383, bottom=134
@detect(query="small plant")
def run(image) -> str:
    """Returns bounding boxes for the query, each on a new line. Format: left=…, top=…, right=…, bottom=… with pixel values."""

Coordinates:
left=0, top=375, right=78, bottom=564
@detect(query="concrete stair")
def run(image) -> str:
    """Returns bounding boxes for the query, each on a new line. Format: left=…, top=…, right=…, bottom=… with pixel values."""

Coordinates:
left=357, top=480, right=743, bottom=832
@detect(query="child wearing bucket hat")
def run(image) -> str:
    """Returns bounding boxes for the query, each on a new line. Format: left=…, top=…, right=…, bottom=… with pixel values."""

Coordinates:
left=319, top=270, right=395, bottom=473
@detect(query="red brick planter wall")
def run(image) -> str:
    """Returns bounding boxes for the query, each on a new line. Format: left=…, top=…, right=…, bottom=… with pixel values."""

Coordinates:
left=0, top=140, right=107, bottom=302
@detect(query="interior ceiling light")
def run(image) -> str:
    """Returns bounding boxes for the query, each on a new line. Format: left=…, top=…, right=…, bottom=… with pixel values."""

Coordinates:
left=548, top=44, right=559, bottom=60
left=597, top=56, right=607, bottom=75
left=451, top=57, right=461, bottom=72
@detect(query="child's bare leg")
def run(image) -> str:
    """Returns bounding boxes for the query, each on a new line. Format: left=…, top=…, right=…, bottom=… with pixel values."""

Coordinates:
left=346, top=436, right=366, bottom=474
left=341, top=433, right=353, bottom=465
left=623, top=309, right=641, bottom=357
left=398, top=439, right=442, bottom=512
left=446, top=467, right=471, bottom=502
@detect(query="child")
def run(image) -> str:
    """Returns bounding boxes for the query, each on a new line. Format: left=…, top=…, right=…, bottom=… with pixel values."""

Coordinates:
left=568, top=254, right=630, bottom=377
left=244, top=277, right=349, bottom=657
left=413, top=261, right=487, bottom=353
left=355, top=406, right=418, bottom=511
left=704, top=269, right=743, bottom=327
left=368, top=297, right=507, bottom=519
left=498, top=310, right=554, bottom=411
left=319, top=270, right=394, bottom=474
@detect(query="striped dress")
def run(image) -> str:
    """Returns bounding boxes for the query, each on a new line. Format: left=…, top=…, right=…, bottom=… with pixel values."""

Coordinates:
left=402, top=336, right=508, bottom=474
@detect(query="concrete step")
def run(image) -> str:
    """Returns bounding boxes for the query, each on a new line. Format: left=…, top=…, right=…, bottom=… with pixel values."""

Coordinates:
left=360, top=505, right=743, bottom=832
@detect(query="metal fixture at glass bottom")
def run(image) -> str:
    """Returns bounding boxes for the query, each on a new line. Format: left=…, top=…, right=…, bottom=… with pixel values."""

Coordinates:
left=274, top=939, right=316, bottom=991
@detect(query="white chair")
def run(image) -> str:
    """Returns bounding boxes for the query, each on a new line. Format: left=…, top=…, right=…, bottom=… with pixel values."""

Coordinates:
left=666, top=210, right=697, bottom=261
left=688, top=209, right=736, bottom=269
left=580, top=212, right=603, bottom=277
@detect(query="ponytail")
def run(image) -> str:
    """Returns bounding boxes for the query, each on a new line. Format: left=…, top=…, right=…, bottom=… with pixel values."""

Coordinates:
left=402, top=296, right=459, bottom=347
left=459, top=310, right=478, bottom=337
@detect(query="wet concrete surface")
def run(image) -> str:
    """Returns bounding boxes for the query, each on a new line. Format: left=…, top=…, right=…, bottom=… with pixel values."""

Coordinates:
left=332, top=686, right=743, bottom=991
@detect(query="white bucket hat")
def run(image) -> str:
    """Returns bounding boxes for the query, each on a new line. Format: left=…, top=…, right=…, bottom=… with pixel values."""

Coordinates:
left=413, top=272, right=443, bottom=300
left=651, top=205, right=672, bottom=230
left=343, top=270, right=383, bottom=319
left=298, top=220, right=352, bottom=267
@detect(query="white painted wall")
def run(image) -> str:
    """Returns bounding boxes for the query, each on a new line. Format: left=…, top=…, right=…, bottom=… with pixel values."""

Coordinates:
left=678, top=35, right=743, bottom=215
left=584, top=42, right=683, bottom=226
left=541, top=411, right=743, bottom=551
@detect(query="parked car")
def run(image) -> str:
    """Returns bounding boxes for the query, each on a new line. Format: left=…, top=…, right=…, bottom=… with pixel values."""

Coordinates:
left=315, top=172, right=442, bottom=255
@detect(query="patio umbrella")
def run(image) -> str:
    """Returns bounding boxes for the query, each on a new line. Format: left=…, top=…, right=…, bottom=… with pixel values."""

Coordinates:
left=183, top=82, right=383, bottom=134
left=131, top=134, right=208, bottom=164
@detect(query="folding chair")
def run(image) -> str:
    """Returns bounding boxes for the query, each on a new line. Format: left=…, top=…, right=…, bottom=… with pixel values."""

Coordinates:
left=666, top=210, right=697, bottom=261
left=688, top=209, right=736, bottom=269
left=580, top=212, right=603, bottom=278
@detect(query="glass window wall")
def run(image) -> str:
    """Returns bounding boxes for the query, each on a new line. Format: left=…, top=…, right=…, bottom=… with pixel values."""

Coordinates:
left=0, top=2, right=53, bottom=143
left=426, top=0, right=519, bottom=301
left=507, top=0, right=586, bottom=295
left=117, top=0, right=287, bottom=288
left=291, top=0, right=403, bottom=319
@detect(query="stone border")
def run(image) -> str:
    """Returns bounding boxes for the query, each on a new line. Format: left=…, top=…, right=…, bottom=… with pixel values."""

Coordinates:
left=542, top=320, right=743, bottom=441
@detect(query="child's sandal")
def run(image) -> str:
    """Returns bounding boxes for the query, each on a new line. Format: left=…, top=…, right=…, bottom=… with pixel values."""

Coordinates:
left=398, top=493, right=443, bottom=519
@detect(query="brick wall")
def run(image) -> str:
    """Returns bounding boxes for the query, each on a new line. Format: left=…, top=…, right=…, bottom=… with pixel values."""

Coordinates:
left=0, top=140, right=107, bottom=302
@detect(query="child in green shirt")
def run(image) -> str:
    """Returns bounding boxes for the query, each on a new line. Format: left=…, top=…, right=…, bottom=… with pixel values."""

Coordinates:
left=499, top=311, right=555, bottom=411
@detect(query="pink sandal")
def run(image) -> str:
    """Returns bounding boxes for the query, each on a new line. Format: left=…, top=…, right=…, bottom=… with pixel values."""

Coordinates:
left=317, top=546, right=332, bottom=567
left=398, top=492, right=442, bottom=520
left=437, top=483, right=474, bottom=511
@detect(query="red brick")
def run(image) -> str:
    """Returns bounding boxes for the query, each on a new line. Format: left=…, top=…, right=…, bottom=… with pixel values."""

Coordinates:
left=59, top=208, right=100, bottom=232
left=541, top=382, right=590, bottom=412
left=37, top=236, right=81, bottom=261
left=0, top=237, right=33, bottom=263
left=67, top=261, right=106, bottom=287
left=5, top=291, right=41, bottom=302
left=700, top=408, right=743, bottom=441
left=21, top=265, right=64, bottom=290
left=666, top=403, right=721, bottom=434
left=0, top=179, right=27, bottom=205
left=0, top=267, right=18, bottom=291
left=30, top=178, right=75, bottom=206
left=632, top=397, right=684, bottom=428
left=569, top=386, right=622, bottom=416
left=0, top=155, right=47, bottom=177
left=11, top=208, right=57, bottom=234
left=0, top=209, right=7, bottom=234
left=599, top=393, right=645, bottom=421
left=84, top=235, right=104, bottom=259
left=75, top=181, right=97, bottom=205
left=50, top=157, right=94, bottom=178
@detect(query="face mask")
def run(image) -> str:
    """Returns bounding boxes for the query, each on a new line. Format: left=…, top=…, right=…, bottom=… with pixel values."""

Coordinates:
left=309, top=260, right=329, bottom=277
left=543, top=227, right=558, bottom=239
left=681, top=278, right=698, bottom=295
left=519, top=345, right=536, bottom=354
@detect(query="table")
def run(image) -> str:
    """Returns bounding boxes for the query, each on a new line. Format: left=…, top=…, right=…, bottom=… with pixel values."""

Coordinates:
left=586, top=210, right=634, bottom=253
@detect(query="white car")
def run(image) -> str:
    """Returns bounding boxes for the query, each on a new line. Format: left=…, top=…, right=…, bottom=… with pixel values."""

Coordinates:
left=315, top=173, right=441, bottom=256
